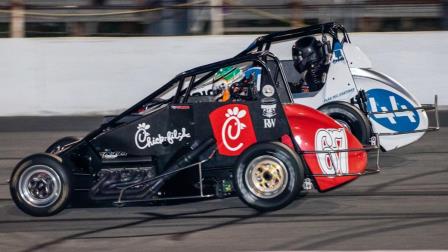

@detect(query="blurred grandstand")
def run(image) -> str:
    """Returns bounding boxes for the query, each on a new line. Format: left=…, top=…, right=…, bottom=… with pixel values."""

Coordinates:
left=0, top=0, right=447, bottom=37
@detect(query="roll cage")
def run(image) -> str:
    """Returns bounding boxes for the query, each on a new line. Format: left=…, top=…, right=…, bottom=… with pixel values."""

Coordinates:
left=93, top=22, right=351, bottom=140
left=237, top=22, right=350, bottom=56
left=84, top=51, right=294, bottom=142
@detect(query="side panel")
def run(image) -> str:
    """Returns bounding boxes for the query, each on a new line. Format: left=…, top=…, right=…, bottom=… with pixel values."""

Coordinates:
left=352, top=68, right=428, bottom=151
left=283, top=104, right=367, bottom=191
left=89, top=106, right=194, bottom=173
left=207, top=100, right=291, bottom=157
left=343, top=43, right=372, bottom=69
left=321, top=42, right=359, bottom=104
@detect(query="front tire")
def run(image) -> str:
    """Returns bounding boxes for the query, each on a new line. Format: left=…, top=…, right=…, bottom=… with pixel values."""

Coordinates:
left=234, top=142, right=304, bottom=211
left=10, top=154, right=72, bottom=216
left=319, top=102, right=372, bottom=145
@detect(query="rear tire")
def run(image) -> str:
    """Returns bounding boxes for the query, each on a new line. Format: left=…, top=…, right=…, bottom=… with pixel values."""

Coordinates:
left=319, top=102, right=372, bottom=145
left=234, top=142, right=304, bottom=211
left=46, top=136, right=79, bottom=154
left=10, top=154, right=72, bottom=216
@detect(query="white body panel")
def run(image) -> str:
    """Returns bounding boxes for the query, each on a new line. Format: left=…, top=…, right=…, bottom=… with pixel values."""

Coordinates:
left=343, top=43, right=372, bottom=69
left=292, top=43, right=357, bottom=108
left=352, top=68, right=428, bottom=151
left=292, top=42, right=429, bottom=151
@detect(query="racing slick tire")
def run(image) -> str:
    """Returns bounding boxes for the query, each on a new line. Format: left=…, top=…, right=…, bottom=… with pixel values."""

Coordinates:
left=46, top=136, right=79, bottom=154
left=319, top=102, right=372, bottom=145
left=10, top=154, right=72, bottom=217
left=234, top=142, right=304, bottom=211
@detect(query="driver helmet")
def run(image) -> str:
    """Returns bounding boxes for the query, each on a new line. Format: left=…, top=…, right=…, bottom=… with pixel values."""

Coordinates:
left=212, top=66, right=244, bottom=101
left=292, top=36, right=324, bottom=73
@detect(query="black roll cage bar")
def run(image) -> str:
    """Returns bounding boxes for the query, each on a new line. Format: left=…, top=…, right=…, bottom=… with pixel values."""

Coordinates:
left=83, top=23, right=349, bottom=142
left=237, top=22, right=350, bottom=56
left=83, top=51, right=292, bottom=141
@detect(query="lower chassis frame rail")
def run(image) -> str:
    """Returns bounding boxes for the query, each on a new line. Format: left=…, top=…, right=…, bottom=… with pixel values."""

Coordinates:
left=310, top=168, right=380, bottom=177
left=113, top=194, right=215, bottom=207
left=113, top=149, right=217, bottom=206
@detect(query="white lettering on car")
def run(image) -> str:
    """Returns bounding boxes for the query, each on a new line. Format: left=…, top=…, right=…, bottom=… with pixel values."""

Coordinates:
left=315, top=128, right=348, bottom=176
left=222, top=107, right=247, bottom=152
left=263, top=118, right=276, bottom=128
left=369, top=96, right=416, bottom=124
left=135, top=123, right=191, bottom=150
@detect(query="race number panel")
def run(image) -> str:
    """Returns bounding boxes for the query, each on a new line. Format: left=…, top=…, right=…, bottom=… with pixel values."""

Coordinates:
left=366, top=88, right=420, bottom=132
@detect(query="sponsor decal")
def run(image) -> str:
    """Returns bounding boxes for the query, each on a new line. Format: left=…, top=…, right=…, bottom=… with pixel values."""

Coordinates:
left=264, top=118, right=276, bottom=128
left=261, top=98, right=277, bottom=128
left=99, top=151, right=127, bottom=160
left=134, top=123, right=191, bottom=150
left=170, top=105, right=191, bottom=110
left=262, top=84, right=275, bottom=97
left=261, top=103, right=277, bottom=118
left=366, top=89, right=420, bottom=132
left=323, top=87, right=355, bottom=103
left=332, top=42, right=345, bottom=63
left=209, top=104, right=257, bottom=156
left=191, top=89, right=214, bottom=97
left=315, top=128, right=348, bottom=176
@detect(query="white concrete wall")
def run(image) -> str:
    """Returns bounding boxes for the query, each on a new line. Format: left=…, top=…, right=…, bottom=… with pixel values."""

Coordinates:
left=0, top=32, right=446, bottom=116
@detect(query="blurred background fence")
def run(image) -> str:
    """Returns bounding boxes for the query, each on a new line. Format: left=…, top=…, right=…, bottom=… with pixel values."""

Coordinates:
left=0, top=0, right=447, bottom=37
left=0, top=1, right=447, bottom=115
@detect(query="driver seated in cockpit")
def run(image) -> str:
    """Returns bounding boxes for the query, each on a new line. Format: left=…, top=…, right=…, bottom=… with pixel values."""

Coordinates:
left=290, top=36, right=330, bottom=93
left=213, top=66, right=258, bottom=102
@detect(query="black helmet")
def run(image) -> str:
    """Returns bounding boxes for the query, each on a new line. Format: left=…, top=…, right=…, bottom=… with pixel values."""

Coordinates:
left=292, top=36, right=324, bottom=73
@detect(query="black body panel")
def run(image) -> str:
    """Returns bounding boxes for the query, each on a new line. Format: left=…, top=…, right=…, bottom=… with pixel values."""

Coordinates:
left=55, top=51, right=300, bottom=200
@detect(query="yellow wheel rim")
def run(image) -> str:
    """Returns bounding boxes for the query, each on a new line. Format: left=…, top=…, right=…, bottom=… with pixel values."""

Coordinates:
left=244, top=155, right=289, bottom=199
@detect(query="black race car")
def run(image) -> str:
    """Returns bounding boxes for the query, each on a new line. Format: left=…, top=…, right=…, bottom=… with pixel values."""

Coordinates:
left=10, top=24, right=376, bottom=217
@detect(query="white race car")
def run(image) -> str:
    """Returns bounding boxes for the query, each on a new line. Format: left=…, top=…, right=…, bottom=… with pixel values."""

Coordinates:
left=238, top=22, right=439, bottom=151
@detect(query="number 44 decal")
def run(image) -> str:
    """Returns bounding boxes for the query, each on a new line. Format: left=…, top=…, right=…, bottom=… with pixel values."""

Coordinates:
left=369, top=96, right=416, bottom=124
left=366, top=89, right=420, bottom=132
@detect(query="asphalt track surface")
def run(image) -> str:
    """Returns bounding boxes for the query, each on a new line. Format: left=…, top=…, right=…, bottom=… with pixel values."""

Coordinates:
left=0, top=129, right=447, bottom=252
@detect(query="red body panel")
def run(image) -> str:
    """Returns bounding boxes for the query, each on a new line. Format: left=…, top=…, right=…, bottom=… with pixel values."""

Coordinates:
left=209, top=104, right=257, bottom=156
left=283, top=104, right=368, bottom=191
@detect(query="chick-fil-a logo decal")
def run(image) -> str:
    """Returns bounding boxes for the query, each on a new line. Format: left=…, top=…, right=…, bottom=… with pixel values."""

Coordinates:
left=315, top=128, right=349, bottom=176
left=135, top=123, right=191, bottom=150
left=209, top=104, right=257, bottom=156
left=222, top=108, right=247, bottom=151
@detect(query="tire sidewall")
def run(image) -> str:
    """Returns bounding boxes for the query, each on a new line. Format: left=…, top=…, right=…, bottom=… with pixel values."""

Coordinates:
left=10, top=154, right=72, bottom=216
left=234, top=142, right=303, bottom=211
left=320, top=102, right=371, bottom=145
